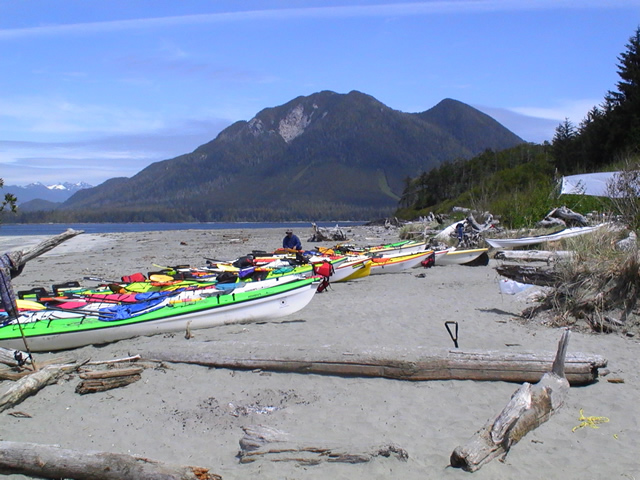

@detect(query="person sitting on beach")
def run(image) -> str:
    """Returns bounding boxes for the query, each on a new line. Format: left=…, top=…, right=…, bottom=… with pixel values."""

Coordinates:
left=282, top=229, right=302, bottom=251
left=455, top=223, right=465, bottom=246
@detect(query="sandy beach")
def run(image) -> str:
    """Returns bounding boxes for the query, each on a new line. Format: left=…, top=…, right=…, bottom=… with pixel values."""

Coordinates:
left=0, top=225, right=638, bottom=479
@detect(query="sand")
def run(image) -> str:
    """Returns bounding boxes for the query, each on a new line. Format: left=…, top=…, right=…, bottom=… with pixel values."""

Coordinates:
left=0, top=225, right=638, bottom=479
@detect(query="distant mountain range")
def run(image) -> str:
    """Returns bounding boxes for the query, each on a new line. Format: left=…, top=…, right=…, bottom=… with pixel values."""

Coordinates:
left=5, top=182, right=93, bottom=210
left=12, top=91, right=525, bottom=221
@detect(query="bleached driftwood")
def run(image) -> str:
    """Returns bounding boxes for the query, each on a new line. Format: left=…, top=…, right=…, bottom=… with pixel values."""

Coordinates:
left=615, top=231, right=637, bottom=251
left=536, top=216, right=566, bottom=228
left=494, top=250, right=575, bottom=263
left=536, top=206, right=588, bottom=228
left=238, top=424, right=408, bottom=465
left=16, top=228, right=84, bottom=265
left=307, top=222, right=347, bottom=242
left=0, top=440, right=221, bottom=480
left=466, top=213, right=497, bottom=232
left=0, top=347, right=30, bottom=367
left=86, top=354, right=142, bottom=366
left=142, top=344, right=605, bottom=386
left=449, top=329, right=572, bottom=472
left=0, top=362, right=83, bottom=413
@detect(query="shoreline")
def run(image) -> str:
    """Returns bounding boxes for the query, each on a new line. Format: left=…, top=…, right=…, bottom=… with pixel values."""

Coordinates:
left=1, top=226, right=638, bottom=479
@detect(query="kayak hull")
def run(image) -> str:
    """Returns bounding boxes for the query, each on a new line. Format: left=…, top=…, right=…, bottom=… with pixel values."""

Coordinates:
left=0, top=277, right=317, bottom=352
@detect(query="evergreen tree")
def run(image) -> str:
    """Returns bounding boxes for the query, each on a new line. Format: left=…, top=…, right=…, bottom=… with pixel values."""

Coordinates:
left=552, top=118, right=578, bottom=173
left=606, top=26, right=640, bottom=156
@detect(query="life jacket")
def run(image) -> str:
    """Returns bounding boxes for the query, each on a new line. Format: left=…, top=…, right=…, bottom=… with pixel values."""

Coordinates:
left=121, top=272, right=147, bottom=283
left=216, top=271, right=239, bottom=284
left=420, top=252, right=436, bottom=268
left=313, top=261, right=334, bottom=278
left=313, top=261, right=334, bottom=293
left=232, top=255, right=254, bottom=268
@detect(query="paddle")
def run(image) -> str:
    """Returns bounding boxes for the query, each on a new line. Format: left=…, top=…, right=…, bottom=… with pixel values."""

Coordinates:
left=84, top=275, right=119, bottom=285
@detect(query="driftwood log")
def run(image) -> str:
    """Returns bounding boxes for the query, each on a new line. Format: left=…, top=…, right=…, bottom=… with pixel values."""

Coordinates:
left=0, top=361, right=84, bottom=413
left=0, top=440, right=221, bottom=480
left=495, top=264, right=560, bottom=287
left=450, top=329, right=572, bottom=472
left=494, top=250, right=575, bottom=263
left=536, top=206, right=589, bottom=228
left=76, top=366, right=144, bottom=395
left=238, top=424, right=408, bottom=465
left=307, top=222, right=347, bottom=242
left=142, top=344, right=606, bottom=386
left=0, top=353, right=75, bottom=381
left=0, top=347, right=31, bottom=368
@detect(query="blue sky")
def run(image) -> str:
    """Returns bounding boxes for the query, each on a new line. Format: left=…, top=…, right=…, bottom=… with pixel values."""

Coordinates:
left=1, top=1, right=638, bottom=187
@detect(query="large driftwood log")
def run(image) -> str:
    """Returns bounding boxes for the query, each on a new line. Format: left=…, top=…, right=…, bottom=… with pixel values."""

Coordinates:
left=238, top=424, right=408, bottom=465
left=0, top=362, right=83, bottom=413
left=450, top=329, right=572, bottom=472
left=142, top=344, right=606, bottom=386
left=0, top=440, right=220, bottom=480
left=495, top=264, right=560, bottom=287
left=494, top=250, right=575, bottom=263
left=16, top=228, right=84, bottom=265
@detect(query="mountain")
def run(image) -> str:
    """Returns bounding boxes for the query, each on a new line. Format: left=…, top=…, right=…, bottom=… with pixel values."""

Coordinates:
left=58, top=91, right=524, bottom=221
left=18, top=198, right=61, bottom=212
left=5, top=182, right=93, bottom=205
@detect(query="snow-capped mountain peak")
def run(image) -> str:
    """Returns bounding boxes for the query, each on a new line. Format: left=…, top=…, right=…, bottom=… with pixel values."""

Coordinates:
left=5, top=181, right=93, bottom=205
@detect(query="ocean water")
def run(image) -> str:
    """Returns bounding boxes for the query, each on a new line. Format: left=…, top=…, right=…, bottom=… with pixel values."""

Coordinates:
left=0, top=221, right=365, bottom=237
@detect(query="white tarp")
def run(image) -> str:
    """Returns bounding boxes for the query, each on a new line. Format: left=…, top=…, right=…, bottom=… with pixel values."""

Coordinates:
left=560, top=172, right=620, bottom=197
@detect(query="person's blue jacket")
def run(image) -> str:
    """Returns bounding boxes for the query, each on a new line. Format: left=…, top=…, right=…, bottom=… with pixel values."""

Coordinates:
left=283, top=233, right=302, bottom=250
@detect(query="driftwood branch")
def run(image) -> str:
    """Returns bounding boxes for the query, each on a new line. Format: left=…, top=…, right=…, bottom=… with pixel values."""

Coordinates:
left=238, top=424, right=408, bottom=465
left=86, top=355, right=142, bottom=366
left=0, top=440, right=221, bottom=480
left=18, top=228, right=84, bottom=264
left=142, top=344, right=606, bottom=386
left=449, top=329, right=572, bottom=472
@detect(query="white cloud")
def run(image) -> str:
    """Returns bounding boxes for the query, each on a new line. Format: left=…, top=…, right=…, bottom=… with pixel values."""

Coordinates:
left=511, top=99, right=603, bottom=124
left=0, top=96, right=165, bottom=137
left=473, top=105, right=558, bottom=143
left=0, top=116, right=230, bottom=186
left=0, top=1, right=634, bottom=39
